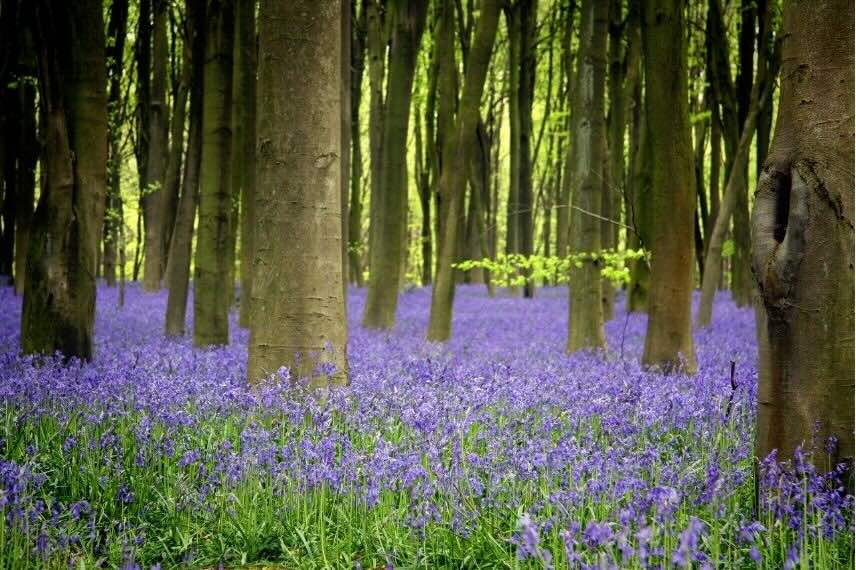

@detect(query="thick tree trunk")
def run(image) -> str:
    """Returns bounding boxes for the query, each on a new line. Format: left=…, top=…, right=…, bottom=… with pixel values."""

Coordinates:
left=639, top=0, right=696, bottom=373
left=752, top=0, right=854, bottom=475
left=193, top=0, right=234, bottom=347
left=142, top=0, right=170, bottom=291
left=567, top=0, right=607, bottom=353
left=164, top=0, right=204, bottom=337
left=427, top=0, right=500, bottom=342
left=249, top=0, right=348, bottom=385
left=23, top=0, right=107, bottom=359
left=363, top=0, right=428, bottom=329
left=235, top=0, right=257, bottom=328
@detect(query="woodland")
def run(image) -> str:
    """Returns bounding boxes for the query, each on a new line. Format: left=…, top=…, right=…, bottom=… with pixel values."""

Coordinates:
left=0, top=0, right=853, bottom=567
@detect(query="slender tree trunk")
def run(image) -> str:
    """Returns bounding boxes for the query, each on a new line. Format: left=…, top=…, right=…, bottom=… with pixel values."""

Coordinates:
left=142, top=0, right=170, bottom=291
left=555, top=1, right=576, bottom=259
left=603, top=0, right=623, bottom=320
left=135, top=0, right=152, bottom=283
left=249, top=0, right=348, bottom=385
left=363, top=0, right=429, bottom=329
left=10, top=29, right=38, bottom=295
left=23, top=0, right=107, bottom=359
left=193, top=0, right=234, bottom=347
left=427, top=0, right=501, bottom=342
left=566, top=0, right=607, bottom=353
left=161, top=53, right=188, bottom=278
left=235, top=0, right=257, bottom=328
left=730, top=0, right=756, bottom=307
left=639, top=0, right=696, bottom=373
left=104, top=0, right=129, bottom=288
left=697, top=11, right=780, bottom=327
left=366, top=0, right=386, bottom=281
left=165, top=0, right=204, bottom=337
left=752, top=0, right=853, bottom=478
left=348, top=0, right=367, bottom=286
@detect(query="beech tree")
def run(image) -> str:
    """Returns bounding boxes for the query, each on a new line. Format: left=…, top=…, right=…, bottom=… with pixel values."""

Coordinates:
left=363, top=0, right=429, bottom=329
left=752, top=0, right=854, bottom=473
left=639, top=0, right=696, bottom=373
left=427, top=0, right=501, bottom=342
left=248, top=0, right=348, bottom=385
left=193, top=0, right=234, bottom=347
left=22, top=0, right=107, bottom=359
left=566, top=0, right=607, bottom=353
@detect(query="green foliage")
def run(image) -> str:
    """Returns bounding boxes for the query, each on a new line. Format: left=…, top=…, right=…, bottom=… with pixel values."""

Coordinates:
left=453, top=249, right=649, bottom=288
left=722, top=239, right=736, bottom=258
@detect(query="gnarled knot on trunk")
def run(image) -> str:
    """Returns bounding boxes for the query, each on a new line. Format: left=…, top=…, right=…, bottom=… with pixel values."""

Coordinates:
left=751, top=161, right=810, bottom=317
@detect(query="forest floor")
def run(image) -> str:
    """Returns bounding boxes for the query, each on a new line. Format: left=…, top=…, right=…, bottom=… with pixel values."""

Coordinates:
left=0, top=285, right=851, bottom=568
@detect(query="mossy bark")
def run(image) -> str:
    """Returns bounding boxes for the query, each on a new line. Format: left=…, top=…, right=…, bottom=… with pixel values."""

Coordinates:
left=165, top=0, right=204, bottom=337
left=639, top=0, right=696, bottom=373
left=363, top=0, right=429, bottom=330
left=142, top=0, right=170, bottom=291
left=193, top=0, right=234, bottom=347
left=22, top=0, right=107, bottom=360
left=566, top=0, right=607, bottom=354
left=427, top=0, right=501, bottom=342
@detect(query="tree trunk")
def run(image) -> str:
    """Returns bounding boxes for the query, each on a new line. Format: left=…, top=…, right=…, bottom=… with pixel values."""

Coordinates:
left=234, top=0, right=257, bottom=328
left=165, top=0, right=204, bottom=337
left=249, top=0, right=348, bottom=386
left=193, top=0, right=234, bottom=347
left=639, top=0, right=696, bottom=373
left=366, top=0, right=386, bottom=283
left=23, top=0, right=107, bottom=359
left=104, top=0, right=129, bottom=288
left=555, top=1, right=576, bottom=260
left=697, top=9, right=780, bottom=327
left=603, top=0, right=623, bottom=320
left=363, top=0, right=428, bottom=329
left=161, top=55, right=188, bottom=281
left=142, top=0, right=170, bottom=291
left=427, top=0, right=501, bottom=342
left=752, top=0, right=854, bottom=475
left=566, top=0, right=607, bottom=353
left=348, top=0, right=367, bottom=287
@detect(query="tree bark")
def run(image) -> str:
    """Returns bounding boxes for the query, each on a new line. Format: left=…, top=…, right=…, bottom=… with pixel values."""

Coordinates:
left=567, top=0, right=607, bottom=353
left=348, top=0, right=367, bottom=286
left=752, top=0, right=854, bottom=475
left=165, top=0, right=204, bottom=337
left=142, top=0, right=170, bottom=291
left=555, top=1, right=576, bottom=260
left=603, top=0, right=623, bottom=320
left=193, top=0, right=234, bottom=347
left=104, top=0, right=129, bottom=288
left=639, top=0, right=696, bottom=373
left=249, top=0, right=348, bottom=385
left=22, top=0, right=107, bottom=359
left=235, top=0, right=257, bottom=328
left=427, top=0, right=501, bottom=342
left=363, top=0, right=428, bottom=329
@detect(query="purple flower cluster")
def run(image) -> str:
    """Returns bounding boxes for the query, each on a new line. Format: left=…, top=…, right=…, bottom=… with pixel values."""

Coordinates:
left=0, top=284, right=851, bottom=567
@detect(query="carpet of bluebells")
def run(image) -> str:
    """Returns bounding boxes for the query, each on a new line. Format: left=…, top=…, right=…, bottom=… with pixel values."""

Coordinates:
left=0, top=284, right=852, bottom=569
